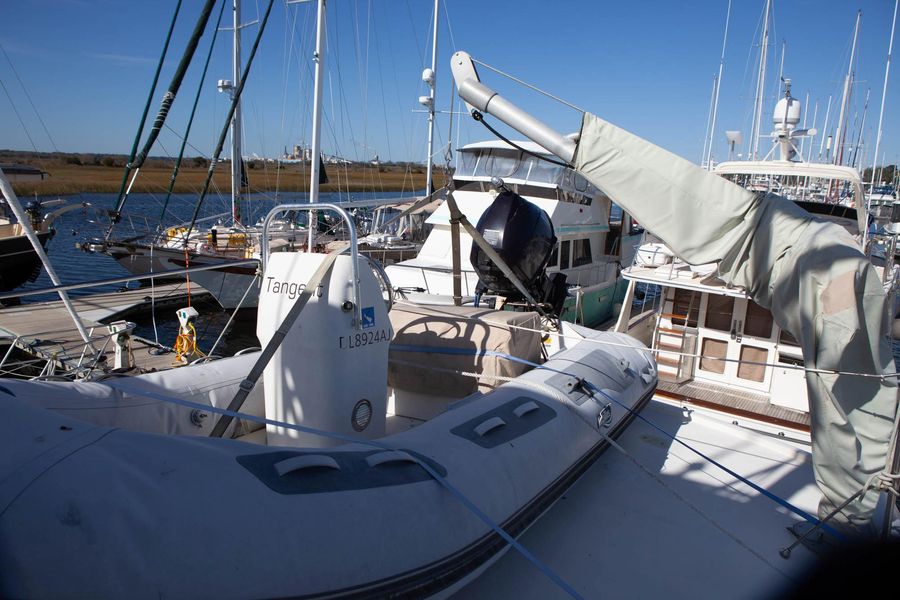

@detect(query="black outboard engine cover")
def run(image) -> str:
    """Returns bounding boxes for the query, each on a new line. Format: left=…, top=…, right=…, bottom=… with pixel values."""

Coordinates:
left=471, top=190, right=566, bottom=313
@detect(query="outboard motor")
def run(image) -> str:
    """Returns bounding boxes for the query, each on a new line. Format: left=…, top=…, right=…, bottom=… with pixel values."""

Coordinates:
left=470, top=185, right=567, bottom=315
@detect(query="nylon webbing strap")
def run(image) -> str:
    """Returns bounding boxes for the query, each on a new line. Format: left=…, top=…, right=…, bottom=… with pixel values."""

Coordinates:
left=209, top=246, right=347, bottom=437
left=444, top=190, right=548, bottom=317
left=375, top=186, right=447, bottom=231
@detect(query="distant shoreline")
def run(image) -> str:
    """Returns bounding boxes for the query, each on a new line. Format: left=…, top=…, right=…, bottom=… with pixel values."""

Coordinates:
left=3, top=151, right=436, bottom=196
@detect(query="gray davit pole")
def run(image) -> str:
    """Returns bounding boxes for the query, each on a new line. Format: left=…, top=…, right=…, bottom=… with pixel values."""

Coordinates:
left=0, top=167, right=97, bottom=351
left=450, top=52, right=576, bottom=164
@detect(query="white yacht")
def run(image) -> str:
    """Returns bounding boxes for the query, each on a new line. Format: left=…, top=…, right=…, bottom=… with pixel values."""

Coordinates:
left=385, top=139, right=642, bottom=327
left=619, top=80, right=895, bottom=435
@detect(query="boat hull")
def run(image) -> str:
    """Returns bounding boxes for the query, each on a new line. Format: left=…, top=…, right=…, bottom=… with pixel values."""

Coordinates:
left=106, top=241, right=260, bottom=309
left=0, top=327, right=656, bottom=598
left=0, top=230, right=53, bottom=296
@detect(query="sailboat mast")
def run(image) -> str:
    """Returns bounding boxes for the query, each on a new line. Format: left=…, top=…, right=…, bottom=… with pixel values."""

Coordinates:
left=704, top=0, right=731, bottom=170
left=871, top=0, right=898, bottom=185
left=818, top=94, right=832, bottom=160
left=230, top=0, right=243, bottom=225
left=308, top=0, right=326, bottom=250
left=424, top=0, right=440, bottom=193
left=834, top=10, right=861, bottom=166
left=750, top=0, right=771, bottom=160
left=852, top=88, right=870, bottom=170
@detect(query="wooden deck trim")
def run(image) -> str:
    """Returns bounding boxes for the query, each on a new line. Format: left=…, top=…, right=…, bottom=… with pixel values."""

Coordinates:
left=655, top=386, right=810, bottom=432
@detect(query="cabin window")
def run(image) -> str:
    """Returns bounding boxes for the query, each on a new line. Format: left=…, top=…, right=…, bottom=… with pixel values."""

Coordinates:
left=671, top=289, right=700, bottom=328
left=560, top=240, right=571, bottom=269
left=699, top=338, right=727, bottom=374
left=779, top=328, right=799, bottom=346
left=704, top=295, right=734, bottom=332
left=778, top=353, right=804, bottom=367
left=527, top=160, right=563, bottom=186
left=457, top=151, right=479, bottom=178
left=573, top=171, right=589, bottom=192
left=482, top=150, right=521, bottom=178
left=744, top=301, right=774, bottom=338
left=737, top=345, right=768, bottom=382
left=548, top=242, right=559, bottom=268
left=572, top=239, right=592, bottom=267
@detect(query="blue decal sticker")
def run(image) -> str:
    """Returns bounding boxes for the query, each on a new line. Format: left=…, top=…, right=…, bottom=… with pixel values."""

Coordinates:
left=361, top=306, right=375, bottom=329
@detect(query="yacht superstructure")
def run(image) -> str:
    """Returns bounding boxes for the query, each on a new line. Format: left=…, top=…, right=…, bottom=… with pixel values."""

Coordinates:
left=385, top=139, right=642, bottom=327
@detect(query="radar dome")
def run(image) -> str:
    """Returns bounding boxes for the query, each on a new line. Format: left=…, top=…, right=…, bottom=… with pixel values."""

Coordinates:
left=773, top=96, right=801, bottom=129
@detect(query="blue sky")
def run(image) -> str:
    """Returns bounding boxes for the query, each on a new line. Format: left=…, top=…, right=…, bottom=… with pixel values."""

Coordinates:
left=2, top=0, right=898, bottom=171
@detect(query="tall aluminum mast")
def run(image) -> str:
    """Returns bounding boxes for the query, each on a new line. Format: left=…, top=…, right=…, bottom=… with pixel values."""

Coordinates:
left=217, top=0, right=247, bottom=225
left=834, top=11, right=861, bottom=166
left=309, top=0, right=327, bottom=250
left=749, top=0, right=771, bottom=160
left=704, top=0, right=732, bottom=170
left=871, top=0, right=898, bottom=185
left=423, top=0, right=440, bottom=193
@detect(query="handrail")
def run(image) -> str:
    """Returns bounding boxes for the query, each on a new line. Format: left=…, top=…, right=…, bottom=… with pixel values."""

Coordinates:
left=261, top=203, right=361, bottom=329
left=0, top=260, right=259, bottom=301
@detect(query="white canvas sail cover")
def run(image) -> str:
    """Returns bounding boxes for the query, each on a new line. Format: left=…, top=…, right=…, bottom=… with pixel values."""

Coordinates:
left=574, top=112, right=898, bottom=531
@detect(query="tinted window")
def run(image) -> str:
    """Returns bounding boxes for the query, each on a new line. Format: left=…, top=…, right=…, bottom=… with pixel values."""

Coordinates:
left=572, top=239, right=592, bottom=267
left=705, top=295, right=734, bottom=332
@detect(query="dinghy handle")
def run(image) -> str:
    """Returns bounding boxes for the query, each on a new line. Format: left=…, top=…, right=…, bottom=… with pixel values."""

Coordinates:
left=261, top=202, right=361, bottom=328
left=473, top=416, right=507, bottom=437
left=365, top=450, right=418, bottom=468
left=274, top=454, right=341, bottom=476
left=513, top=400, right=540, bottom=418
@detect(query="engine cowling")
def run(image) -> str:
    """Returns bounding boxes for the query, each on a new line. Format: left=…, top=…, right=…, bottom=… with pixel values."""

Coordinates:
left=470, top=189, right=567, bottom=314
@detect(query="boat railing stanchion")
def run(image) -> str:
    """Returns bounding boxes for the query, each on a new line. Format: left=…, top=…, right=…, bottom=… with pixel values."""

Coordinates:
left=261, top=202, right=361, bottom=328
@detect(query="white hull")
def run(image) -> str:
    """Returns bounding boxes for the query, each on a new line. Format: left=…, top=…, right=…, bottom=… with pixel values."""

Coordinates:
left=0, top=324, right=655, bottom=597
left=109, top=242, right=260, bottom=309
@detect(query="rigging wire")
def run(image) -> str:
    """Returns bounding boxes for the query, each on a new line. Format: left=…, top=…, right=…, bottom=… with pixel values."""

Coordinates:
left=184, top=0, right=277, bottom=241
left=0, top=42, right=59, bottom=152
left=157, top=0, right=228, bottom=227
left=471, top=58, right=584, bottom=114
left=107, top=0, right=190, bottom=235
left=0, top=76, right=38, bottom=152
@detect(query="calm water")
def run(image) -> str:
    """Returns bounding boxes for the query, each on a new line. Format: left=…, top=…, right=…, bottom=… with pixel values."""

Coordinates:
left=18, top=190, right=414, bottom=356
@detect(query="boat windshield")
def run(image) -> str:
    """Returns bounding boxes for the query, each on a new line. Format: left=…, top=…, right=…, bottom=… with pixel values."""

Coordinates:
left=455, top=148, right=570, bottom=187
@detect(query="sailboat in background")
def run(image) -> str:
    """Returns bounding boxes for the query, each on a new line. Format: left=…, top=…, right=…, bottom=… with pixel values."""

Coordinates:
left=91, top=0, right=309, bottom=311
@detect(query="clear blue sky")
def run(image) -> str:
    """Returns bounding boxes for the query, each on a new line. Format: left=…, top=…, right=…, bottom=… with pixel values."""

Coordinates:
left=2, top=0, right=898, bottom=170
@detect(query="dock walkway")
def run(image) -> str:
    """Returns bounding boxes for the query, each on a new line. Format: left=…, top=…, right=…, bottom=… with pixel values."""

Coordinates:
left=0, top=282, right=209, bottom=377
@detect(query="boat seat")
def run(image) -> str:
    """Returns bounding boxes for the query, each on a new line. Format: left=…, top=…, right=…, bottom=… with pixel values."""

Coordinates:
left=387, top=303, right=541, bottom=398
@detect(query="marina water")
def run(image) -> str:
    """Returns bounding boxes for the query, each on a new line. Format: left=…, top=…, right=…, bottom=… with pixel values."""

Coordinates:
left=19, top=191, right=413, bottom=356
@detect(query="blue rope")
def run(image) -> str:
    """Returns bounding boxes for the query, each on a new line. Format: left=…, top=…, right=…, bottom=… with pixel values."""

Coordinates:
left=582, top=380, right=847, bottom=542
left=94, top=384, right=584, bottom=599
left=393, top=343, right=846, bottom=539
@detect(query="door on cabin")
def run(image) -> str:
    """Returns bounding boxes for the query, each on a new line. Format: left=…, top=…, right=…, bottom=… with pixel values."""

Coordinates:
left=695, top=294, right=776, bottom=393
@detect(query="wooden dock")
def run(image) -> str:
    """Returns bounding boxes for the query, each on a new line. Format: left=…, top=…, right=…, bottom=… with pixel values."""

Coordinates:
left=0, top=282, right=210, bottom=377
